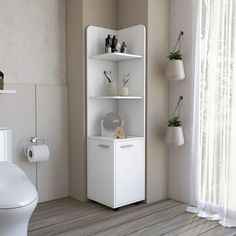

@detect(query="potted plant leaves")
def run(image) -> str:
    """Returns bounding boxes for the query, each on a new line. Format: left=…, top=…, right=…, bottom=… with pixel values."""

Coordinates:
left=104, top=71, right=117, bottom=96
left=166, top=31, right=185, bottom=81
left=119, top=72, right=131, bottom=96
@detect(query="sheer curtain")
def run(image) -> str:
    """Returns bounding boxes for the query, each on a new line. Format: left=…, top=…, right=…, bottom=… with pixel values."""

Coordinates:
left=188, top=0, right=236, bottom=227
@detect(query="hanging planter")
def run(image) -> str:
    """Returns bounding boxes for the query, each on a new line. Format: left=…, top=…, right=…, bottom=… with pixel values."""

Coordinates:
left=166, top=117, right=184, bottom=146
left=166, top=51, right=185, bottom=80
left=166, top=32, right=185, bottom=81
left=165, top=96, right=184, bottom=146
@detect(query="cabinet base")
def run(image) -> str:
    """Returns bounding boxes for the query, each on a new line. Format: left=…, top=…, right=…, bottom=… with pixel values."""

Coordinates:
left=134, top=202, right=140, bottom=205
left=113, top=208, right=119, bottom=211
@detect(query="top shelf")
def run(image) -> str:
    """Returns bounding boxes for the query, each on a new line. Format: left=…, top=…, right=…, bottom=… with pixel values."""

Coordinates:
left=0, top=90, right=16, bottom=94
left=90, top=53, right=143, bottom=61
left=89, top=96, right=142, bottom=100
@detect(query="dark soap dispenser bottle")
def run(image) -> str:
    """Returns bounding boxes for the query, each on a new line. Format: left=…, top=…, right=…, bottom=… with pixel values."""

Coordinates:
left=105, top=34, right=113, bottom=53
left=0, top=71, right=4, bottom=90
left=112, top=35, right=118, bottom=52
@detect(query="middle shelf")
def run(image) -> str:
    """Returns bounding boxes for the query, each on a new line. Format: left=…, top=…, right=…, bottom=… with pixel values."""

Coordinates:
left=89, top=96, right=142, bottom=100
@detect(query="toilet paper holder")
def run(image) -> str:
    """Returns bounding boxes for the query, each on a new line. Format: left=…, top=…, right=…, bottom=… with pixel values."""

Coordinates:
left=30, top=137, right=45, bottom=144
left=23, top=137, right=46, bottom=157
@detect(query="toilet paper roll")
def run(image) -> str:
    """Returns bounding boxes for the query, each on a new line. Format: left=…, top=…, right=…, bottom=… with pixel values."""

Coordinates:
left=27, top=145, right=50, bottom=163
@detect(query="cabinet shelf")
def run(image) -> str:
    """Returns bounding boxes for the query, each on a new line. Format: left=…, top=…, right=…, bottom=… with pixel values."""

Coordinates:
left=0, top=90, right=16, bottom=94
left=90, top=53, right=142, bottom=61
left=88, top=136, right=144, bottom=142
left=89, top=96, right=142, bottom=100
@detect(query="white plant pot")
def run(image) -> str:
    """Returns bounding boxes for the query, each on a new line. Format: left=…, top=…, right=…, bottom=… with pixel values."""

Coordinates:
left=166, top=60, right=185, bottom=81
left=118, top=87, right=129, bottom=96
left=165, top=126, right=184, bottom=146
left=106, top=82, right=117, bottom=96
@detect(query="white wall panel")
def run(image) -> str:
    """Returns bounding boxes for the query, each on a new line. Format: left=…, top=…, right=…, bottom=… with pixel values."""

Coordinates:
left=0, top=84, right=36, bottom=186
left=168, top=0, right=196, bottom=204
left=36, top=85, right=69, bottom=202
left=0, top=1, right=68, bottom=203
left=0, top=0, right=66, bottom=85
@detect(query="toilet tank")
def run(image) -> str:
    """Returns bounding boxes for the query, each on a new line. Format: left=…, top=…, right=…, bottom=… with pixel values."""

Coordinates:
left=0, top=127, right=12, bottom=162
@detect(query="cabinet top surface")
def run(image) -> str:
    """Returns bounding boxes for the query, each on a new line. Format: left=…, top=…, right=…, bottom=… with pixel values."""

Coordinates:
left=88, top=136, right=144, bottom=142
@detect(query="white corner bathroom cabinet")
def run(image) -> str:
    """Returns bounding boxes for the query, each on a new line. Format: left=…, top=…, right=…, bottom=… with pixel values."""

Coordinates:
left=86, top=25, right=146, bottom=209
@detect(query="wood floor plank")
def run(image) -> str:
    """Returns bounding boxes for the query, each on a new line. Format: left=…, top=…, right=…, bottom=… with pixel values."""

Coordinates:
left=30, top=200, right=179, bottom=236
left=90, top=204, right=187, bottom=236
left=126, top=213, right=200, bottom=236
left=28, top=197, right=234, bottom=236
left=162, top=218, right=219, bottom=236
left=198, top=225, right=236, bottom=236
left=31, top=199, right=84, bottom=221
left=35, top=198, right=75, bottom=212
left=29, top=201, right=107, bottom=232
left=57, top=203, right=185, bottom=236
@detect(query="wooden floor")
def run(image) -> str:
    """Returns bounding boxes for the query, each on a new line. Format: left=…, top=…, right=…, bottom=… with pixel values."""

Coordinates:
left=28, top=198, right=236, bottom=236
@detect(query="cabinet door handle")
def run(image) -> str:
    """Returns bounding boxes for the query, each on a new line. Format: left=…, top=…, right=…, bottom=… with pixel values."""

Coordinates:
left=120, top=144, right=134, bottom=149
left=98, top=144, right=110, bottom=149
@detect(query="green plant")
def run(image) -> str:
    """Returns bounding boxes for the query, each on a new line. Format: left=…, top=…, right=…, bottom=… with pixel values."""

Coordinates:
left=122, top=72, right=131, bottom=87
left=168, top=116, right=182, bottom=127
left=167, top=50, right=183, bottom=60
left=104, top=71, right=112, bottom=83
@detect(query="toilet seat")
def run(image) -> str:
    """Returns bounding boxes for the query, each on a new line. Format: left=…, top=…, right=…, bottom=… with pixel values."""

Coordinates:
left=0, top=162, right=38, bottom=209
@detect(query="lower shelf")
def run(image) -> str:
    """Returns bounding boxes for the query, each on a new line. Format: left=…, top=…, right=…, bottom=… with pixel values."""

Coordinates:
left=88, top=136, right=144, bottom=142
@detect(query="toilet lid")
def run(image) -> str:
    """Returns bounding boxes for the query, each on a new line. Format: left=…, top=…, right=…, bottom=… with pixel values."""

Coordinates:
left=0, top=162, right=38, bottom=209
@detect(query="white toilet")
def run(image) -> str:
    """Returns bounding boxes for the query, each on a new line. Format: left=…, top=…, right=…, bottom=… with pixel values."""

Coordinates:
left=0, top=127, right=38, bottom=236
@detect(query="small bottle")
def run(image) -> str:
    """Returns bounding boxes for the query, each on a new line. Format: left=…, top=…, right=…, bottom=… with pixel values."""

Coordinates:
left=0, top=71, right=4, bottom=90
left=120, top=42, right=127, bottom=53
left=105, top=34, right=113, bottom=53
left=116, top=42, right=121, bottom=53
left=107, top=46, right=112, bottom=53
left=112, top=35, right=118, bottom=52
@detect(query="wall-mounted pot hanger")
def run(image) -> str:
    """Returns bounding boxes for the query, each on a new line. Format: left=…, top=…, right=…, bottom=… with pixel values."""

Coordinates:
left=166, top=31, right=185, bottom=81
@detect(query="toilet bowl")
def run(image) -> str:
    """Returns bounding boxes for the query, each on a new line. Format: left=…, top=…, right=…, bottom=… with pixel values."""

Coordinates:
left=0, top=128, right=38, bottom=236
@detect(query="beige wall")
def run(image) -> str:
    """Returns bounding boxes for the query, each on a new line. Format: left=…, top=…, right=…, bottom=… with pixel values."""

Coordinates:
left=66, top=0, right=86, bottom=201
left=83, top=0, right=118, bottom=29
left=147, top=0, right=169, bottom=203
left=118, top=0, right=148, bottom=29
left=66, top=0, right=117, bottom=201
left=67, top=0, right=169, bottom=203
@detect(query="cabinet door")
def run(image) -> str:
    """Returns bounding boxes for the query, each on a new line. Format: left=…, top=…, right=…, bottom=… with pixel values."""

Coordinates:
left=87, top=139, right=114, bottom=207
left=115, top=140, right=145, bottom=207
